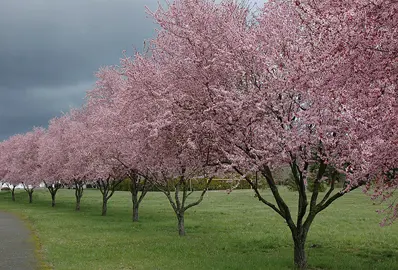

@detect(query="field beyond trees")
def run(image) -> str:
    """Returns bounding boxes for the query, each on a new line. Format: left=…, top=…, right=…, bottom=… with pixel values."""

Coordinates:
left=0, top=188, right=397, bottom=270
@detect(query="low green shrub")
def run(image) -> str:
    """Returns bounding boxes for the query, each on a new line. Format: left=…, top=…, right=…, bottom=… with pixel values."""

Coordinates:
left=154, top=177, right=253, bottom=192
left=85, top=183, right=97, bottom=189
left=114, top=178, right=131, bottom=191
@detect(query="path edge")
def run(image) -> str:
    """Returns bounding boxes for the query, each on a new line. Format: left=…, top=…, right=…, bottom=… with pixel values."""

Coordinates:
left=0, top=209, right=53, bottom=270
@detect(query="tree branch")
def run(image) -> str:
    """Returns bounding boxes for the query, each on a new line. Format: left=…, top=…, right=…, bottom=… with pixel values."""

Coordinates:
left=309, top=161, right=327, bottom=214
left=233, top=166, right=285, bottom=219
left=291, top=160, right=308, bottom=229
left=138, top=177, right=150, bottom=204
left=183, top=177, right=213, bottom=211
left=318, top=178, right=336, bottom=206
left=163, top=189, right=178, bottom=213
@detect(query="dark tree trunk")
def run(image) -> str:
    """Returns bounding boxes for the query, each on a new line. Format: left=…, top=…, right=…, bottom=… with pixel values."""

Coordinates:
left=177, top=213, right=185, bottom=236
left=51, top=193, right=56, bottom=207
left=161, top=170, right=213, bottom=236
left=131, top=175, right=139, bottom=222
left=28, top=191, right=33, bottom=203
left=23, top=184, right=34, bottom=204
left=129, top=171, right=150, bottom=222
left=132, top=202, right=139, bottom=222
left=102, top=197, right=108, bottom=216
left=97, top=176, right=122, bottom=216
left=74, top=181, right=84, bottom=211
left=44, top=182, right=61, bottom=207
left=76, top=197, right=81, bottom=211
left=11, top=187, right=16, bottom=201
left=293, top=233, right=307, bottom=269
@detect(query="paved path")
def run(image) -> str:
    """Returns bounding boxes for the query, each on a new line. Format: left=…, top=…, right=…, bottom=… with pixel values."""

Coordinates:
left=0, top=211, right=37, bottom=270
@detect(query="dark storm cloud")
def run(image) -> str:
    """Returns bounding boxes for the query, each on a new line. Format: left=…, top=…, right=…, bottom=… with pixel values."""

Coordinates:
left=0, top=0, right=159, bottom=90
left=0, top=0, right=159, bottom=140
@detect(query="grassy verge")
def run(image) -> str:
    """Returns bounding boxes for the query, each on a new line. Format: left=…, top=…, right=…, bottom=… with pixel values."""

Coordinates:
left=0, top=188, right=397, bottom=270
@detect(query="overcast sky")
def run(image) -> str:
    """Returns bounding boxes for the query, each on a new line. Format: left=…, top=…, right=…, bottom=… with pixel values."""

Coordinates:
left=0, top=0, right=262, bottom=141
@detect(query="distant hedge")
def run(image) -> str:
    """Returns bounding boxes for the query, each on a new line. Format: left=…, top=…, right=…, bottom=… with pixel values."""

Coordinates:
left=112, top=177, right=255, bottom=192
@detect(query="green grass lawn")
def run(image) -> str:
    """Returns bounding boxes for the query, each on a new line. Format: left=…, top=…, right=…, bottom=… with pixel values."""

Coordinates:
left=0, top=188, right=397, bottom=270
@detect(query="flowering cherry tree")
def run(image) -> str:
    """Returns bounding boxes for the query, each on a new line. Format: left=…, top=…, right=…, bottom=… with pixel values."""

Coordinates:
left=38, top=117, right=70, bottom=207
left=38, top=111, right=94, bottom=210
left=3, top=128, right=45, bottom=203
left=0, top=136, right=23, bottom=201
left=84, top=68, right=134, bottom=216
left=86, top=57, right=167, bottom=221
left=148, top=0, right=397, bottom=268
left=143, top=119, right=219, bottom=235
left=117, top=53, right=174, bottom=222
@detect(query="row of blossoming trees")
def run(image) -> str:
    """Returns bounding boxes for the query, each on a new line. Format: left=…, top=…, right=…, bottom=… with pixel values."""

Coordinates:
left=0, top=0, right=397, bottom=268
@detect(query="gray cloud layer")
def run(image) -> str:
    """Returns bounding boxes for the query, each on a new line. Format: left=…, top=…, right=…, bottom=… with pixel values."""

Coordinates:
left=0, top=0, right=159, bottom=140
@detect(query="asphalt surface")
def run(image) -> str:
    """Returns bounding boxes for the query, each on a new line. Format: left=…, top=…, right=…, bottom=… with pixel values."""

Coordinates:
left=0, top=211, right=37, bottom=270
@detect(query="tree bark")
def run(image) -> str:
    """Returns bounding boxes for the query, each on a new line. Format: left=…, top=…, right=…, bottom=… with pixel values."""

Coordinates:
left=177, top=213, right=185, bottom=236
left=51, top=193, right=56, bottom=207
left=97, top=176, right=122, bottom=216
left=28, top=191, right=33, bottom=203
left=76, top=197, right=81, bottom=211
left=102, top=197, right=108, bottom=216
left=128, top=171, right=150, bottom=222
left=23, top=184, right=34, bottom=203
left=131, top=175, right=139, bottom=222
left=74, top=181, right=84, bottom=211
left=11, top=187, right=16, bottom=202
left=293, top=234, right=307, bottom=269
left=44, top=182, right=60, bottom=207
left=132, top=202, right=139, bottom=222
